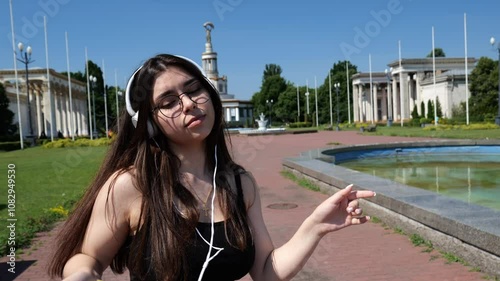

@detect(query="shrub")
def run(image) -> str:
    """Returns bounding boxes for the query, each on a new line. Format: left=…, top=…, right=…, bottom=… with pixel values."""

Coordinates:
left=288, top=122, right=312, bottom=128
left=42, top=137, right=114, bottom=148
left=0, top=141, right=21, bottom=151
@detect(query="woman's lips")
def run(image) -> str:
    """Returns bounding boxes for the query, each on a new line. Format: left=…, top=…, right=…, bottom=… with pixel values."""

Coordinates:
left=185, top=115, right=206, bottom=128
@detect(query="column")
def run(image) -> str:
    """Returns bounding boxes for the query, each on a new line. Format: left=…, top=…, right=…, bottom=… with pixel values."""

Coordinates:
left=392, top=78, right=399, bottom=120
left=373, top=84, right=378, bottom=122
left=35, top=86, right=42, bottom=136
left=408, top=74, right=415, bottom=114
left=415, top=73, right=423, bottom=116
left=353, top=84, right=359, bottom=122
left=367, top=84, right=373, bottom=123
left=75, top=100, right=80, bottom=136
left=400, top=72, right=409, bottom=120
left=382, top=87, right=388, bottom=121
left=362, top=86, right=367, bottom=122
left=61, top=94, right=68, bottom=137
left=235, top=107, right=240, bottom=122
left=359, top=84, right=366, bottom=122
left=387, top=81, right=392, bottom=121
left=225, top=107, right=230, bottom=122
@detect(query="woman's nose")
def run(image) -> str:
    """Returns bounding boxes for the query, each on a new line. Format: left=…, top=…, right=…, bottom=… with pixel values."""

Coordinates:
left=180, top=93, right=196, bottom=113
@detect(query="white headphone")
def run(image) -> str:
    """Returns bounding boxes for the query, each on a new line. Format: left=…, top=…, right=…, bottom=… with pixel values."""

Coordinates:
left=124, top=54, right=216, bottom=138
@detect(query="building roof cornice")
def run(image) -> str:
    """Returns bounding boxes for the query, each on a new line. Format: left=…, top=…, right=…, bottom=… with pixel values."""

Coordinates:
left=387, top=57, right=476, bottom=68
left=0, top=68, right=87, bottom=87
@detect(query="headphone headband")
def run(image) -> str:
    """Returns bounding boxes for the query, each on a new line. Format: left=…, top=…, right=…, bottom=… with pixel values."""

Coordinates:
left=124, top=54, right=214, bottom=119
left=125, top=65, right=143, bottom=118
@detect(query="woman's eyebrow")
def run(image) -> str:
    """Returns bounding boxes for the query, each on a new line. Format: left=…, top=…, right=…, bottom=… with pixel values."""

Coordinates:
left=157, top=78, right=199, bottom=98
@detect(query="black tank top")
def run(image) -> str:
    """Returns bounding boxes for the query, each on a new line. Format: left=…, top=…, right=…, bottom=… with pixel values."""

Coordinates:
left=129, top=174, right=255, bottom=281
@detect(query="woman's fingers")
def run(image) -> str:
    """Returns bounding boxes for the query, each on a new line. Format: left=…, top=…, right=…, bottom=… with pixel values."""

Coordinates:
left=351, top=216, right=370, bottom=225
left=347, top=189, right=376, bottom=201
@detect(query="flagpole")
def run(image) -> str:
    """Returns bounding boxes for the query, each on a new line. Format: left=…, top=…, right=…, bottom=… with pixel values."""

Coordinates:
left=399, top=40, right=403, bottom=127
left=346, top=61, right=351, bottom=124
left=85, top=48, right=93, bottom=139
left=464, top=13, right=470, bottom=125
left=102, top=59, right=109, bottom=138
left=314, top=76, right=318, bottom=128
left=432, top=26, right=437, bottom=126
left=43, top=16, right=54, bottom=141
left=369, top=54, right=374, bottom=124
left=306, top=79, right=310, bottom=115
left=114, top=69, right=119, bottom=133
left=329, top=71, right=333, bottom=127
left=9, top=0, right=24, bottom=149
left=296, top=83, right=300, bottom=121
left=65, top=32, right=75, bottom=140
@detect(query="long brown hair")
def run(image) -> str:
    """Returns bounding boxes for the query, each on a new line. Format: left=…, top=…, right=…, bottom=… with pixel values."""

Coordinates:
left=48, top=54, right=252, bottom=280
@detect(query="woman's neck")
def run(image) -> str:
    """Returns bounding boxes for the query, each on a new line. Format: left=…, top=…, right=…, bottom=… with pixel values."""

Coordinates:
left=174, top=142, right=211, bottom=179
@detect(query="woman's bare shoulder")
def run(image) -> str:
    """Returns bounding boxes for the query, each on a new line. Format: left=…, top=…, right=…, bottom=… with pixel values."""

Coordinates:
left=99, top=168, right=143, bottom=229
left=103, top=168, right=143, bottom=198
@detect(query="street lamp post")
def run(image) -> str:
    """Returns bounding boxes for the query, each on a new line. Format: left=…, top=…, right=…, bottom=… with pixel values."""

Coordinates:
left=305, top=79, right=310, bottom=124
left=117, top=91, right=122, bottom=133
left=305, top=91, right=310, bottom=123
left=334, top=83, right=341, bottom=131
left=104, top=85, right=109, bottom=138
left=385, top=68, right=393, bottom=127
left=16, top=42, right=35, bottom=139
left=89, top=75, right=98, bottom=138
left=266, top=99, right=273, bottom=128
left=491, top=37, right=500, bottom=126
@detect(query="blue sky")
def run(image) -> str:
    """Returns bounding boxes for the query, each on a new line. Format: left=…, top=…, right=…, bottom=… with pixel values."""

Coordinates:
left=1, top=0, right=499, bottom=100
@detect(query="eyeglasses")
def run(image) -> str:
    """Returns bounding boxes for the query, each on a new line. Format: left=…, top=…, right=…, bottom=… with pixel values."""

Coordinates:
left=152, top=88, right=210, bottom=118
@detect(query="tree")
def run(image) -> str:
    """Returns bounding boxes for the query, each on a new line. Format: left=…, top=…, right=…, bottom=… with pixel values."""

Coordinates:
left=469, top=56, right=499, bottom=121
left=274, top=82, right=303, bottom=123
left=435, top=96, right=443, bottom=117
left=426, top=48, right=446, bottom=58
left=251, top=65, right=287, bottom=124
left=262, top=64, right=282, bottom=82
left=0, top=82, right=15, bottom=136
left=411, top=104, right=419, bottom=119
left=420, top=101, right=426, bottom=118
left=427, top=100, right=434, bottom=120
left=317, top=61, right=358, bottom=125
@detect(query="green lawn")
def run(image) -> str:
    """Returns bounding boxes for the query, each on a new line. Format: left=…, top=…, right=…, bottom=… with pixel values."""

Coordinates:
left=0, top=145, right=108, bottom=255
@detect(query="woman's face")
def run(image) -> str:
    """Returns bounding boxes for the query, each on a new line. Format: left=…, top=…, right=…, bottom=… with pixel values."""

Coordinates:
left=151, top=66, right=215, bottom=145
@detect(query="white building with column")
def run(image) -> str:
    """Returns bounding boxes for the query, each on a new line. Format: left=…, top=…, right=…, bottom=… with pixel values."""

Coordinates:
left=0, top=68, right=89, bottom=138
left=352, top=57, right=476, bottom=123
left=202, top=22, right=253, bottom=126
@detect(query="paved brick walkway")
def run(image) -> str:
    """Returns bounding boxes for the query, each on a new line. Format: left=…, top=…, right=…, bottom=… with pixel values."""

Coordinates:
left=1, top=131, right=490, bottom=280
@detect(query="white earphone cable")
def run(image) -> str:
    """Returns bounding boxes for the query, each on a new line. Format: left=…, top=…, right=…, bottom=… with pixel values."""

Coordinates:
left=197, top=144, right=220, bottom=281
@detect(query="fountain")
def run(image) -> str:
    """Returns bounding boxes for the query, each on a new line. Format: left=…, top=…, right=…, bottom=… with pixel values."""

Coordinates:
left=236, top=113, right=286, bottom=135
left=255, top=113, right=268, bottom=131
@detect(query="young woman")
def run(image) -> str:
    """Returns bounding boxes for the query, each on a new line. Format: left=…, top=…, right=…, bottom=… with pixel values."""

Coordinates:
left=48, top=54, right=375, bottom=281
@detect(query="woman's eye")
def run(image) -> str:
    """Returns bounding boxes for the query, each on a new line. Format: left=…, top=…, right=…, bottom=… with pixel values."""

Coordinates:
left=162, top=97, right=179, bottom=108
left=188, top=88, right=202, bottom=96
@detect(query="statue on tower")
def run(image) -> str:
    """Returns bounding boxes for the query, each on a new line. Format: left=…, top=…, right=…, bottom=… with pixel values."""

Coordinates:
left=203, top=22, right=214, bottom=44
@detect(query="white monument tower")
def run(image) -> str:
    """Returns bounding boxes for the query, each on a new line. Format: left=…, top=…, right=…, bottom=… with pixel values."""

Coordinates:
left=202, top=22, right=234, bottom=99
